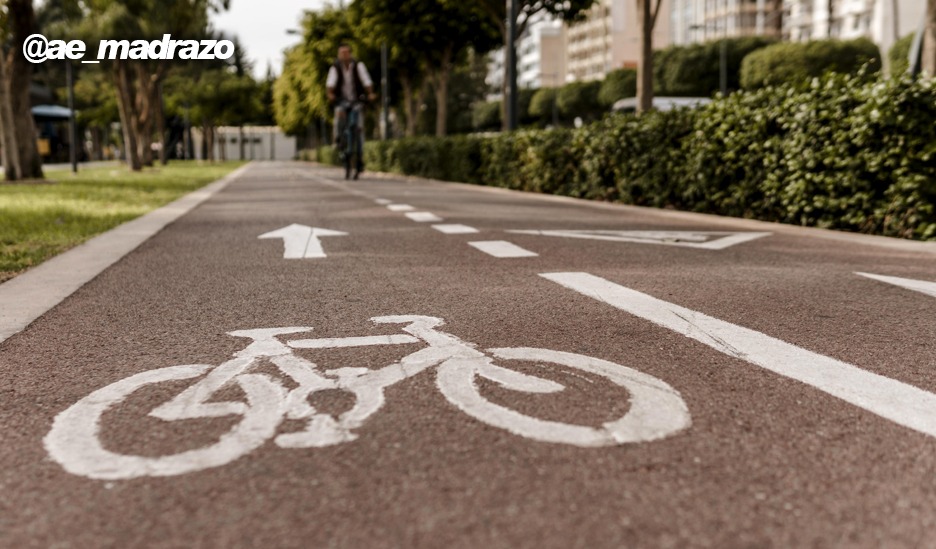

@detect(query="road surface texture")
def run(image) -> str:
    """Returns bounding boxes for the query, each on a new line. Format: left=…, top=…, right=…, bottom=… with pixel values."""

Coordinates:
left=1, top=161, right=935, bottom=548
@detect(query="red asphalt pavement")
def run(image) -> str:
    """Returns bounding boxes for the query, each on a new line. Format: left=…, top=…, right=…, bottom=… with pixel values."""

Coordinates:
left=1, top=161, right=935, bottom=548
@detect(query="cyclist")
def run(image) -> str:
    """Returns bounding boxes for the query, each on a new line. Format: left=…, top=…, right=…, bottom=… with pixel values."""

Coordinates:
left=326, top=43, right=377, bottom=174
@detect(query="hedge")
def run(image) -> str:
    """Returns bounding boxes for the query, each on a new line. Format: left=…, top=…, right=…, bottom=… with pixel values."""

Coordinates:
left=654, top=36, right=777, bottom=96
left=320, top=73, right=936, bottom=241
left=740, top=38, right=881, bottom=89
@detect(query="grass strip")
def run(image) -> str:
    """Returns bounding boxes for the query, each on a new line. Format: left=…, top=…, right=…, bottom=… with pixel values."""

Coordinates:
left=0, top=160, right=245, bottom=284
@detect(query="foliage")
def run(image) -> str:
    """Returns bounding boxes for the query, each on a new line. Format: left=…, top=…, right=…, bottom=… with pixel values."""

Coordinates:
left=333, top=73, right=936, bottom=241
left=528, top=87, right=558, bottom=123
left=653, top=36, right=776, bottom=97
left=556, top=80, right=602, bottom=121
left=597, top=69, right=637, bottom=108
left=889, top=33, right=915, bottom=77
left=740, top=38, right=881, bottom=89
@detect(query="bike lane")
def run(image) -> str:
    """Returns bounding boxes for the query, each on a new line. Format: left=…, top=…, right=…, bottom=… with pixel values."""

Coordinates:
left=1, top=161, right=935, bottom=548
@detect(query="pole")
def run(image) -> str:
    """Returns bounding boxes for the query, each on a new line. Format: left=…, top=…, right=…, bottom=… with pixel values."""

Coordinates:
left=381, top=42, right=389, bottom=140
left=719, top=38, right=727, bottom=96
left=506, top=0, right=518, bottom=131
left=66, top=60, right=77, bottom=173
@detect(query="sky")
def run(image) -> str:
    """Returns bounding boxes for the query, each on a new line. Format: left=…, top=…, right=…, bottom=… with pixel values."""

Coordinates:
left=210, top=0, right=329, bottom=80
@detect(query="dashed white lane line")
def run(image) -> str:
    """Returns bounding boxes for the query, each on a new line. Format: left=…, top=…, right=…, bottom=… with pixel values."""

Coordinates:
left=469, top=241, right=538, bottom=258
left=405, top=212, right=444, bottom=223
left=542, top=271, right=936, bottom=440
left=432, top=224, right=480, bottom=235
left=387, top=204, right=415, bottom=212
left=855, top=272, right=936, bottom=299
left=375, top=199, right=392, bottom=205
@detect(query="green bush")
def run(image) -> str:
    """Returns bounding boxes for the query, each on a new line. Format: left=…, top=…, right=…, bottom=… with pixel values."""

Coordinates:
left=528, top=87, right=559, bottom=124
left=319, top=73, right=936, bottom=241
left=740, top=38, right=881, bottom=89
left=472, top=100, right=501, bottom=131
left=654, top=36, right=777, bottom=97
left=556, top=80, right=602, bottom=121
left=597, top=69, right=637, bottom=108
left=888, top=33, right=914, bottom=76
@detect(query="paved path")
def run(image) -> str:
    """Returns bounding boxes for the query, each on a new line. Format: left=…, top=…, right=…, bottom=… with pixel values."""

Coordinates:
left=1, top=161, right=935, bottom=548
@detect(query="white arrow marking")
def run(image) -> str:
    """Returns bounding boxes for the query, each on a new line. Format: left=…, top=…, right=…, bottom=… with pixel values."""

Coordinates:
left=258, top=224, right=348, bottom=259
left=509, top=230, right=771, bottom=250
left=856, top=272, right=936, bottom=299
left=542, top=272, right=936, bottom=439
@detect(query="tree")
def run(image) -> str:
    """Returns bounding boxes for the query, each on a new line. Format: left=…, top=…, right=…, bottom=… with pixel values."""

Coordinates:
left=0, top=0, right=45, bottom=180
left=71, top=0, right=229, bottom=170
left=636, top=0, right=663, bottom=113
left=354, top=0, right=498, bottom=137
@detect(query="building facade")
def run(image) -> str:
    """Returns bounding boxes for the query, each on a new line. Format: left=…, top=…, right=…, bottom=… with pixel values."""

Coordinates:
left=671, top=0, right=784, bottom=45
left=487, top=14, right=567, bottom=99
left=566, top=0, right=673, bottom=80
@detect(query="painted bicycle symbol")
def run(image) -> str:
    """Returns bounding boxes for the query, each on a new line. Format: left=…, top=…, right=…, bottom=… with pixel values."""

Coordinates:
left=45, top=315, right=690, bottom=480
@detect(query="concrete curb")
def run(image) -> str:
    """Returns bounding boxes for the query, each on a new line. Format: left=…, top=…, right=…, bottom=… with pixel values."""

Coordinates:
left=0, top=162, right=253, bottom=344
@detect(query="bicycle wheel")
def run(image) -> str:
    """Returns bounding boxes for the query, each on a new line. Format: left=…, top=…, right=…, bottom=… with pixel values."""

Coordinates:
left=44, top=364, right=285, bottom=480
left=436, top=347, right=690, bottom=447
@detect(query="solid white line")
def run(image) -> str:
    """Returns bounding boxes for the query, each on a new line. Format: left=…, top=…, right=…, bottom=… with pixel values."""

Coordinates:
left=387, top=204, right=414, bottom=212
left=0, top=163, right=253, bottom=344
left=541, top=271, right=936, bottom=440
left=432, top=224, right=479, bottom=235
left=405, top=212, right=443, bottom=223
left=469, top=241, right=538, bottom=258
left=855, top=272, right=936, bottom=299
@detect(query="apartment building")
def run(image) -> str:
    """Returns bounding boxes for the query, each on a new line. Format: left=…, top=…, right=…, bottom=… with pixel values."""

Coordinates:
left=671, top=0, right=783, bottom=44
left=487, top=14, right=566, bottom=99
left=783, top=0, right=924, bottom=48
left=566, top=0, right=673, bottom=80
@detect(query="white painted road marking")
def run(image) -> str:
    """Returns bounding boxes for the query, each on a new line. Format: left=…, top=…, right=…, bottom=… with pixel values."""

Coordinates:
left=405, top=212, right=444, bottom=223
left=258, top=224, right=348, bottom=259
left=510, top=230, right=772, bottom=250
left=542, top=272, right=936, bottom=439
left=387, top=204, right=415, bottom=212
left=46, top=315, right=689, bottom=479
left=374, top=199, right=392, bottom=205
left=855, top=272, right=936, bottom=299
left=433, top=224, right=480, bottom=235
left=469, top=241, right=538, bottom=258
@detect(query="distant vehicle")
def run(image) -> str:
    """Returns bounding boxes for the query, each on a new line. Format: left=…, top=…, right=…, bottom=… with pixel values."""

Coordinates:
left=612, top=96, right=712, bottom=113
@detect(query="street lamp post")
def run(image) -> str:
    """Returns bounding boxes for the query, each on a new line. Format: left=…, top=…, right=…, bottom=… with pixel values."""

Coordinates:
left=506, top=0, right=519, bottom=131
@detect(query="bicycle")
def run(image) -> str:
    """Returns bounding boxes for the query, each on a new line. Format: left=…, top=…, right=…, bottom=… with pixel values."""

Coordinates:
left=335, top=99, right=365, bottom=180
left=45, top=315, right=691, bottom=480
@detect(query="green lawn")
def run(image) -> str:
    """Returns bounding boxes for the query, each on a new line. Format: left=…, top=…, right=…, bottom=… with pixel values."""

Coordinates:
left=0, top=161, right=245, bottom=284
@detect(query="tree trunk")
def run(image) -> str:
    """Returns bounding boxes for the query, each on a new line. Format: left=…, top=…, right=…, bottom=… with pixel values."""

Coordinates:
left=0, top=51, right=22, bottom=181
left=156, top=82, right=167, bottom=165
left=8, top=0, right=44, bottom=180
left=239, top=126, right=245, bottom=160
left=401, top=76, right=419, bottom=137
left=113, top=62, right=142, bottom=171
left=433, top=45, right=453, bottom=137
left=91, top=126, right=103, bottom=161
left=924, top=0, right=936, bottom=76
left=636, top=0, right=654, bottom=113
left=134, top=65, right=155, bottom=167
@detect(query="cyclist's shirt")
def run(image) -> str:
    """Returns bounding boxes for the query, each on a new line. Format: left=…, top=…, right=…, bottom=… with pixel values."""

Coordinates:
left=326, top=60, right=374, bottom=103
